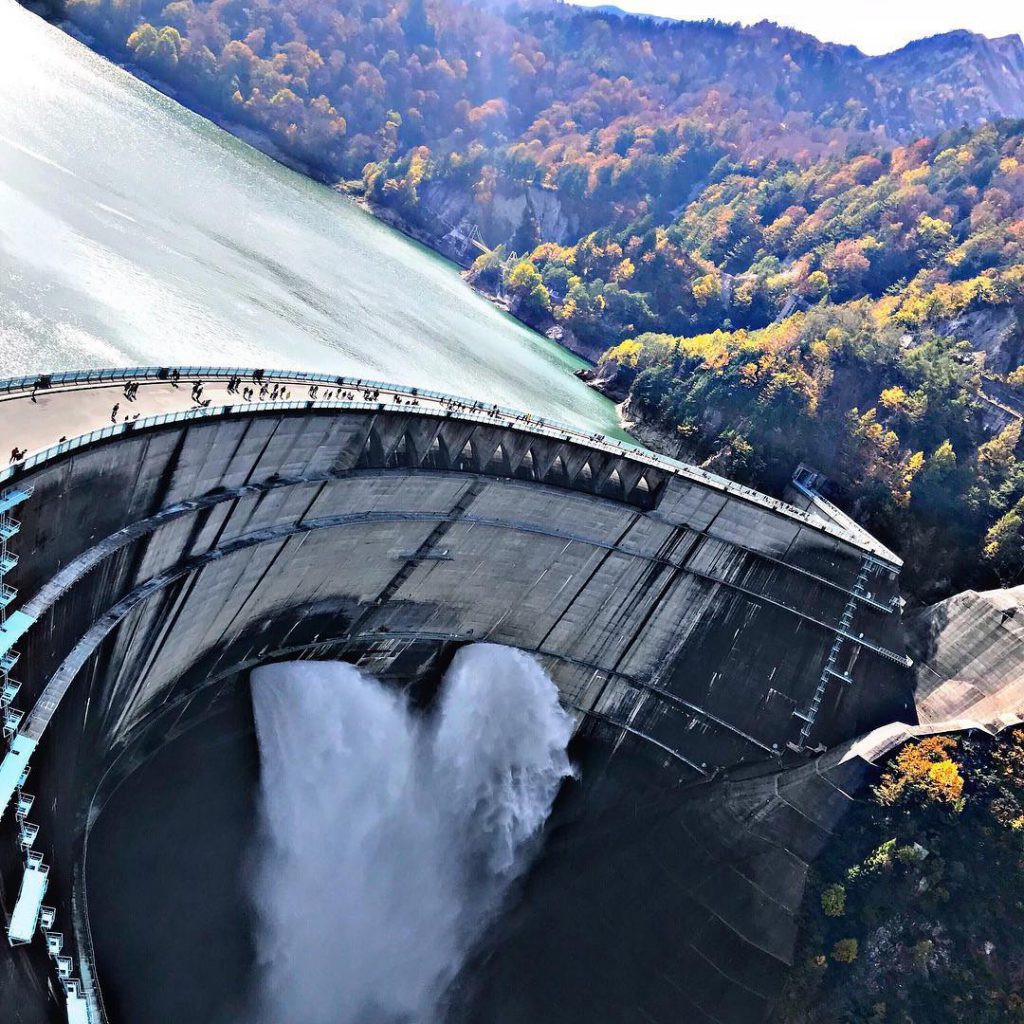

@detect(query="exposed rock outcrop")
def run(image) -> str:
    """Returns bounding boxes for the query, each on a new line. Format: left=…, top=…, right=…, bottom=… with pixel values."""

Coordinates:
left=937, top=305, right=1024, bottom=375
left=575, top=357, right=632, bottom=402
left=867, top=30, right=1024, bottom=132
left=418, top=180, right=577, bottom=252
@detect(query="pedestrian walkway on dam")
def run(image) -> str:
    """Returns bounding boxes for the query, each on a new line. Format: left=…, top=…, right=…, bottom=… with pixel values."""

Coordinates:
left=0, top=367, right=902, bottom=566
left=0, top=369, right=498, bottom=461
left=0, top=367, right=643, bottom=475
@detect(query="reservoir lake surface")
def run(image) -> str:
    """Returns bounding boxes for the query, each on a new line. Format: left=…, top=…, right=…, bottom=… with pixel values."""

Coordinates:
left=0, top=0, right=625, bottom=438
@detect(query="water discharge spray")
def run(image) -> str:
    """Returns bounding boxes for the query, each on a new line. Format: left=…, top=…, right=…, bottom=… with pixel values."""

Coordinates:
left=248, top=644, right=575, bottom=1024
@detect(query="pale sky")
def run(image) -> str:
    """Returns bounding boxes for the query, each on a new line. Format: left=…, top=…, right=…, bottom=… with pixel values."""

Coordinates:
left=571, top=0, right=1023, bottom=56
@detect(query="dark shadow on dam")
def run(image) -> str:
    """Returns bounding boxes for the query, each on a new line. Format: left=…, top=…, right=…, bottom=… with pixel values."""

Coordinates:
left=84, top=670, right=721, bottom=1024
left=86, top=694, right=260, bottom=1024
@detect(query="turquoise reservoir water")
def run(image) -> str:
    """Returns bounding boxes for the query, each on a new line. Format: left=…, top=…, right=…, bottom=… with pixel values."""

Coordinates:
left=0, top=1, right=625, bottom=437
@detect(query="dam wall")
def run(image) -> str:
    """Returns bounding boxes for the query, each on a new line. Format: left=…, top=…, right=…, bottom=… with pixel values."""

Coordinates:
left=454, top=736, right=885, bottom=1024
left=0, top=370, right=912, bottom=1024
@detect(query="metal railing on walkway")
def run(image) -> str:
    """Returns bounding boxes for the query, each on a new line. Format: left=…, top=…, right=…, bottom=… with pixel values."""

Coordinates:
left=0, top=367, right=902, bottom=564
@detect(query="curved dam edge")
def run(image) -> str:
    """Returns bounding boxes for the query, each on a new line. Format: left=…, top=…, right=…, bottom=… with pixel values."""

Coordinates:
left=0, top=369, right=912, bottom=1024
left=0, top=366, right=903, bottom=566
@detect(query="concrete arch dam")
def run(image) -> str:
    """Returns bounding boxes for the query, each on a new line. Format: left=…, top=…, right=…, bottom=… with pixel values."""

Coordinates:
left=0, top=369, right=912, bottom=1024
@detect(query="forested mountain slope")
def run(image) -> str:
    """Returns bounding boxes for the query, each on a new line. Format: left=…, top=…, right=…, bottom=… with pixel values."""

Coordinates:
left=543, top=121, right=1024, bottom=600
left=32, top=0, right=1024, bottom=597
left=52, top=0, right=1024, bottom=210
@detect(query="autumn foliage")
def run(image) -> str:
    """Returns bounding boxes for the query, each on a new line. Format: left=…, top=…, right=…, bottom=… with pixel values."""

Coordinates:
left=779, top=728, right=1024, bottom=1024
left=54, top=0, right=1024, bottom=597
left=874, top=736, right=965, bottom=808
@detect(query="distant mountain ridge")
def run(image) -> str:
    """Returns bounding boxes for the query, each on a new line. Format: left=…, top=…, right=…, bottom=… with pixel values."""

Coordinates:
left=584, top=3, right=1024, bottom=61
left=543, top=6, right=1024, bottom=137
left=584, top=4, right=676, bottom=27
left=45, top=0, right=1024, bottom=155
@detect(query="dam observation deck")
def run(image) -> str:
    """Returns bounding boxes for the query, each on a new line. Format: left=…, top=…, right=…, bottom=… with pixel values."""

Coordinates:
left=0, top=365, right=912, bottom=1024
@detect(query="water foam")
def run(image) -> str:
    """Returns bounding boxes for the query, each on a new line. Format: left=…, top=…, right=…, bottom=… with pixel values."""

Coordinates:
left=248, top=643, right=575, bottom=1024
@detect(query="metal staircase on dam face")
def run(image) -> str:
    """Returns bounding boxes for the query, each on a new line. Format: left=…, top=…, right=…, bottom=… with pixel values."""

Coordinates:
left=0, top=486, right=33, bottom=817
left=791, top=554, right=909, bottom=747
left=0, top=486, right=99, bottom=1024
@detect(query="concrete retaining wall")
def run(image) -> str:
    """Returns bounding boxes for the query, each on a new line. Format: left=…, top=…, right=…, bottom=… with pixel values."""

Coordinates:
left=0, top=399, right=912, bottom=1024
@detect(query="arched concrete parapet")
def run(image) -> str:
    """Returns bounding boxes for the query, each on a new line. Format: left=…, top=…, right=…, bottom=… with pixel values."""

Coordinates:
left=0, top=366, right=903, bottom=565
left=0, top=370, right=912, bottom=1024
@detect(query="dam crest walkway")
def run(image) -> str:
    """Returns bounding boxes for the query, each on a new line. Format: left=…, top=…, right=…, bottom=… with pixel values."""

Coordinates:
left=0, top=366, right=901, bottom=565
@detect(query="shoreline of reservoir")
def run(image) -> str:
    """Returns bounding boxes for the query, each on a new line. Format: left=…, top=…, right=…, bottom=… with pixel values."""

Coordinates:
left=50, top=13, right=608, bottom=378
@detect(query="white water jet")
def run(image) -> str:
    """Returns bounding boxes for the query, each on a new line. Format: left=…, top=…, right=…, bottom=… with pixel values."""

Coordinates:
left=248, top=643, right=575, bottom=1024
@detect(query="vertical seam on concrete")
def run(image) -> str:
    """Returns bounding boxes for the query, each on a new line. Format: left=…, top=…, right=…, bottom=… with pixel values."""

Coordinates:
left=346, top=477, right=484, bottom=637
left=243, top=417, right=280, bottom=487
left=146, top=429, right=189, bottom=516
left=213, top=537, right=293, bottom=653
left=535, top=513, right=641, bottom=655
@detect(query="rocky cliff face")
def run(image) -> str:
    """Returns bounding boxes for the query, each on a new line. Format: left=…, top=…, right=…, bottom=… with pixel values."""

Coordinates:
left=419, top=180, right=577, bottom=252
left=938, top=305, right=1024, bottom=375
left=868, top=31, right=1024, bottom=132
